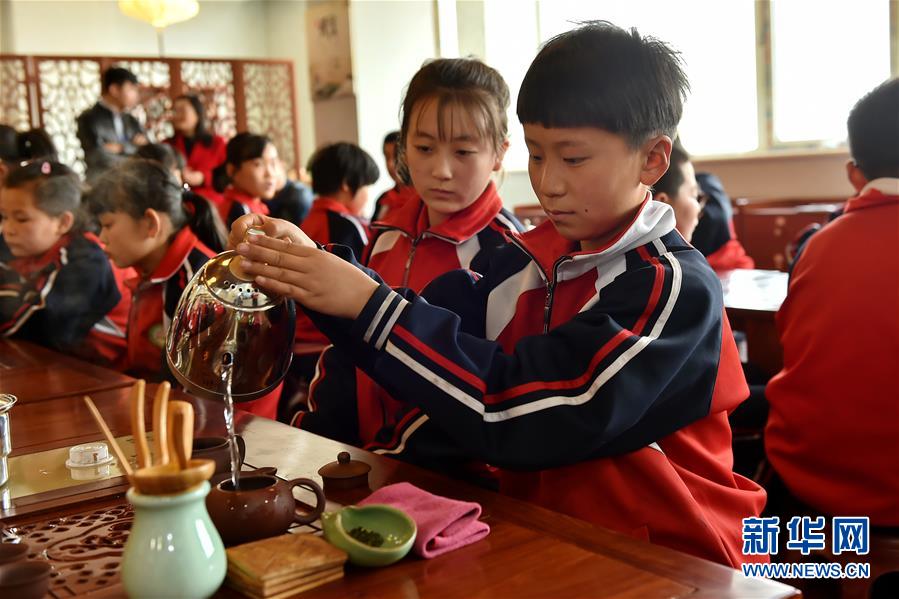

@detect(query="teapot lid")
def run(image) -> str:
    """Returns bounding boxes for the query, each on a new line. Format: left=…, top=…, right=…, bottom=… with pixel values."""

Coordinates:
left=201, top=251, right=281, bottom=310
left=318, top=452, right=371, bottom=481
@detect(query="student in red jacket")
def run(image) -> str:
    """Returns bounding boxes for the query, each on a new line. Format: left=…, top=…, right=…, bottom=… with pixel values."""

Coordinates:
left=86, top=158, right=224, bottom=379
left=165, top=94, right=227, bottom=205
left=765, top=78, right=899, bottom=525
left=300, top=142, right=378, bottom=259
left=214, top=133, right=278, bottom=227
left=652, top=140, right=702, bottom=242
left=372, top=131, right=416, bottom=221
left=0, top=161, right=124, bottom=359
left=231, top=23, right=765, bottom=567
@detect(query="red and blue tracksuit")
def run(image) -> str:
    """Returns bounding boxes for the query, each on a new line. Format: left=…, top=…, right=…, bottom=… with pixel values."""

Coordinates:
left=294, top=182, right=522, bottom=445
left=304, top=195, right=766, bottom=567
left=765, top=178, right=899, bottom=525
left=0, top=233, right=124, bottom=359
left=220, top=187, right=269, bottom=229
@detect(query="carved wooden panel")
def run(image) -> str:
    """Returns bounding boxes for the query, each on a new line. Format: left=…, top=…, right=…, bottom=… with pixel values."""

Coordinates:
left=36, top=59, right=101, bottom=176
left=0, top=55, right=300, bottom=173
left=243, top=62, right=296, bottom=170
left=0, top=57, right=31, bottom=131
left=180, top=60, right=237, bottom=140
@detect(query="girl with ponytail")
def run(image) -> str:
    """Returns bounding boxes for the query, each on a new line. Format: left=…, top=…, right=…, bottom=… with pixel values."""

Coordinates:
left=85, top=158, right=225, bottom=380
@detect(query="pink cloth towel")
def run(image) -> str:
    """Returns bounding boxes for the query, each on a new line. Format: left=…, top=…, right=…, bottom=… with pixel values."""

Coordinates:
left=359, top=482, right=490, bottom=558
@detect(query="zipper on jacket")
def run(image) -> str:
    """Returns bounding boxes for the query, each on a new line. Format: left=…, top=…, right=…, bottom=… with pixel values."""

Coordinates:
left=542, top=256, right=572, bottom=333
left=402, top=237, right=420, bottom=288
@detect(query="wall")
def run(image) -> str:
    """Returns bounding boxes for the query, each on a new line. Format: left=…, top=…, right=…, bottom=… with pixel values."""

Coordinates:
left=264, top=0, right=316, bottom=168
left=694, top=151, right=855, bottom=201
left=2, top=0, right=269, bottom=58
left=348, top=0, right=437, bottom=198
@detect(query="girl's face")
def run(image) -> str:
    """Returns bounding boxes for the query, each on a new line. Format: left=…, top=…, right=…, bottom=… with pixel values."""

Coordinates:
left=97, top=210, right=156, bottom=270
left=0, top=186, right=72, bottom=257
left=405, top=99, right=506, bottom=225
left=172, top=99, right=199, bottom=136
left=230, top=143, right=279, bottom=200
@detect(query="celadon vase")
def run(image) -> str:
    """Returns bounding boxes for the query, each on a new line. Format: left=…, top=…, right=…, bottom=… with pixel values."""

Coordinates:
left=122, top=481, right=226, bottom=598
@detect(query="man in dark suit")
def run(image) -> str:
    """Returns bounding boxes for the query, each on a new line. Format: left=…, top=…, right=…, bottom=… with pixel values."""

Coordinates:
left=76, top=66, right=148, bottom=181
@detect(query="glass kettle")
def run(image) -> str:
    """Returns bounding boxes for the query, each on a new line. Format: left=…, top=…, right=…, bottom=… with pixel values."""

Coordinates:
left=165, top=248, right=295, bottom=402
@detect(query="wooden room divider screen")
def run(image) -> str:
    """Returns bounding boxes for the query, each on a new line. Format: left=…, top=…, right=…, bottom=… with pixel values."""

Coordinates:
left=0, top=55, right=300, bottom=176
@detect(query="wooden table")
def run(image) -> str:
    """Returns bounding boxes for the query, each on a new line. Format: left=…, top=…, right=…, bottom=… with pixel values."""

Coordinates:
left=719, top=269, right=789, bottom=377
left=0, top=339, right=135, bottom=403
left=2, top=358, right=799, bottom=597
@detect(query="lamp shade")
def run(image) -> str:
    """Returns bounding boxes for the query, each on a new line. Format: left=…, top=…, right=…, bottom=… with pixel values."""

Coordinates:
left=118, top=0, right=200, bottom=29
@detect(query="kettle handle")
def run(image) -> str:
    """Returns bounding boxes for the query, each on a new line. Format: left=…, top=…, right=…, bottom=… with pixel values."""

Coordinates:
left=286, top=478, right=326, bottom=525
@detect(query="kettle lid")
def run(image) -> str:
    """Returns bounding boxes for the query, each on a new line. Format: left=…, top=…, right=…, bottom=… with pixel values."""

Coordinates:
left=201, top=251, right=281, bottom=310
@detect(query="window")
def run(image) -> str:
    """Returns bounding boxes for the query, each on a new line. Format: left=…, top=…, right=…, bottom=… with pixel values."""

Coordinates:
left=769, top=0, right=891, bottom=146
left=474, top=0, right=897, bottom=163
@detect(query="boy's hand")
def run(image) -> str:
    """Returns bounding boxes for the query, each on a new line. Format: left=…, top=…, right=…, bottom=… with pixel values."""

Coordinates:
left=228, top=213, right=315, bottom=250
left=235, top=234, right=379, bottom=319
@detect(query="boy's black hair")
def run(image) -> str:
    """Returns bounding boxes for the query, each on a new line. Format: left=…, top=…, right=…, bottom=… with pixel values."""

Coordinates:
left=102, top=67, right=139, bottom=93
left=307, top=142, right=379, bottom=197
left=175, top=94, right=213, bottom=146
left=847, top=77, right=899, bottom=180
left=86, top=158, right=226, bottom=253
left=17, top=128, right=59, bottom=163
left=5, top=161, right=84, bottom=232
left=517, top=21, right=689, bottom=147
left=653, top=140, right=691, bottom=197
left=136, top=142, right=185, bottom=173
left=383, top=131, right=400, bottom=146
left=0, top=125, right=18, bottom=162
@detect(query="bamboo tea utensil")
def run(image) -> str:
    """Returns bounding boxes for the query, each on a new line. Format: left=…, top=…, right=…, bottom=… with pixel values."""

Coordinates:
left=132, top=401, right=214, bottom=495
left=171, top=401, right=194, bottom=470
left=129, top=380, right=150, bottom=468
left=152, top=381, right=171, bottom=466
left=82, top=395, right=134, bottom=480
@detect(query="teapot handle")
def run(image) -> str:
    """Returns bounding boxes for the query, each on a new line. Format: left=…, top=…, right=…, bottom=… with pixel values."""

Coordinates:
left=286, top=478, right=326, bottom=525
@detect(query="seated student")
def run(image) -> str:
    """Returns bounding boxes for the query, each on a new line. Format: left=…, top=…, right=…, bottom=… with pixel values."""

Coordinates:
left=765, top=78, right=899, bottom=526
left=88, top=158, right=278, bottom=418
left=213, top=133, right=279, bottom=227
left=372, top=131, right=417, bottom=221
left=692, top=173, right=755, bottom=270
left=652, top=140, right=702, bottom=242
left=165, top=94, right=227, bottom=205
left=284, top=58, right=522, bottom=446
left=301, top=142, right=377, bottom=258
left=231, top=22, right=765, bottom=567
left=266, top=158, right=313, bottom=226
left=0, top=161, right=124, bottom=360
left=283, top=142, right=378, bottom=390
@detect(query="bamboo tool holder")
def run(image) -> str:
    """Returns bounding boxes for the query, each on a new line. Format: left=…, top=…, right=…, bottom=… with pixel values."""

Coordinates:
left=152, top=381, right=171, bottom=465
left=129, top=380, right=149, bottom=468
left=82, top=395, right=134, bottom=481
left=131, top=400, right=214, bottom=495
